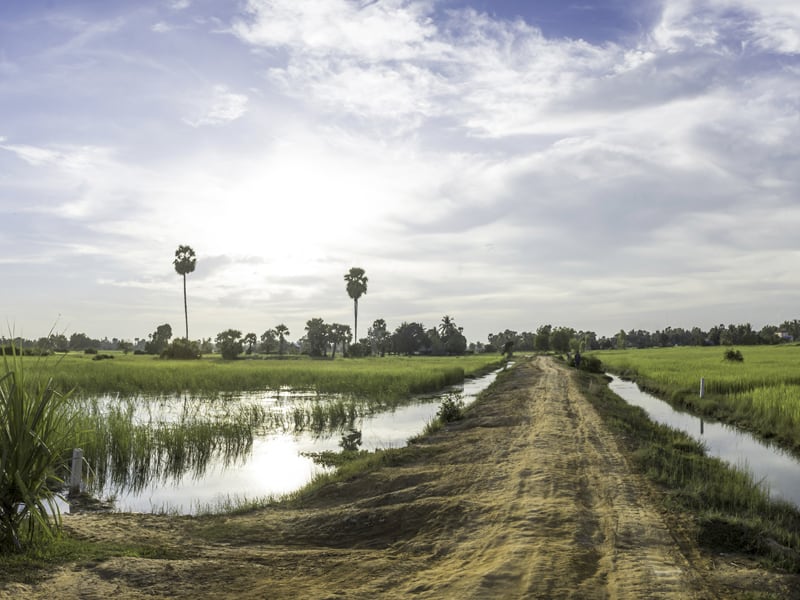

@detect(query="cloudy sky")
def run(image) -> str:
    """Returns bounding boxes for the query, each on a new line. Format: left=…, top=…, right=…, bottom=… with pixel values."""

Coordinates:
left=1, top=0, right=798, bottom=344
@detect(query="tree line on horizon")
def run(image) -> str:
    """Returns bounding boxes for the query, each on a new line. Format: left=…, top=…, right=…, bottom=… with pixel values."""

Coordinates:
left=486, top=320, right=800, bottom=353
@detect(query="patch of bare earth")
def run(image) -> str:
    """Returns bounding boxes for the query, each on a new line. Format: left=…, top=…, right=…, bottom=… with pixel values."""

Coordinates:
left=3, top=357, right=797, bottom=599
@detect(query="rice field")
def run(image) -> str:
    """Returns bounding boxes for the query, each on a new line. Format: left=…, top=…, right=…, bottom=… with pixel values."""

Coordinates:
left=594, top=345, right=800, bottom=450
left=28, top=353, right=503, bottom=399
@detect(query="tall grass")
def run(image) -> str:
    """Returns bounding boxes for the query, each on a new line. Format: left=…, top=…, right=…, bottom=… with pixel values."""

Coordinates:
left=0, top=349, right=75, bottom=551
left=32, top=354, right=502, bottom=399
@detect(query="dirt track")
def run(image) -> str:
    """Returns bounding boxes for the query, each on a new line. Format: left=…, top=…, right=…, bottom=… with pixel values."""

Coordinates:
left=2, top=357, right=795, bottom=598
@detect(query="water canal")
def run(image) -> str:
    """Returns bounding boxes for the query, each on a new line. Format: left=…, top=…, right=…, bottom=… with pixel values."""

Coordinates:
left=608, top=374, right=800, bottom=508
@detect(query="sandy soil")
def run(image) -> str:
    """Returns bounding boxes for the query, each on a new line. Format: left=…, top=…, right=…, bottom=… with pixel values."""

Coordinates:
left=3, top=357, right=798, bottom=599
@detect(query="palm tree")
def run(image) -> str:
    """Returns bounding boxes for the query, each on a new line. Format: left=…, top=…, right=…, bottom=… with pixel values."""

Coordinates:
left=344, top=267, right=368, bottom=342
left=275, top=324, right=290, bottom=355
left=173, top=245, right=196, bottom=340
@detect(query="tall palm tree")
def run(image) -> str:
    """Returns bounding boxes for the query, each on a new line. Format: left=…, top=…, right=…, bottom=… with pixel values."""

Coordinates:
left=173, top=245, right=196, bottom=340
left=344, top=267, right=368, bottom=342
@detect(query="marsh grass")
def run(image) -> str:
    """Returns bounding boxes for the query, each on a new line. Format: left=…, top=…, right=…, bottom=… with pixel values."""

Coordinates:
left=579, top=370, right=800, bottom=571
left=32, top=354, right=501, bottom=399
left=0, top=348, right=75, bottom=552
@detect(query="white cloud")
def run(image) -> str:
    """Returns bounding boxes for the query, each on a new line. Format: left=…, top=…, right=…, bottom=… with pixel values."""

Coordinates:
left=182, top=85, right=249, bottom=127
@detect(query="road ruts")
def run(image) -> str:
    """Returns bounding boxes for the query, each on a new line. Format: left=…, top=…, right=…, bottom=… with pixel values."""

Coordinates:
left=403, top=356, right=708, bottom=599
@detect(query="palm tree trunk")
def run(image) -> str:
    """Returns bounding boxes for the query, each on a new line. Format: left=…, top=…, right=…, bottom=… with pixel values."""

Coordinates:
left=183, top=274, right=189, bottom=339
left=354, top=299, right=358, bottom=342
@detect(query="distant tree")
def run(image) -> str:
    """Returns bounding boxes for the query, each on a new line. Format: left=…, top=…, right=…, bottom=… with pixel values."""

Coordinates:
left=199, top=338, right=214, bottom=354
left=243, top=332, right=258, bottom=355
left=215, top=329, right=243, bottom=360
left=427, top=327, right=446, bottom=356
left=117, top=340, right=133, bottom=354
left=305, top=318, right=329, bottom=357
left=162, top=338, right=201, bottom=359
left=50, top=334, right=69, bottom=352
left=534, top=325, right=552, bottom=351
left=173, top=244, right=197, bottom=339
left=145, top=323, right=173, bottom=354
left=260, top=329, right=278, bottom=354
left=438, top=315, right=466, bottom=355
left=328, top=323, right=351, bottom=359
left=344, top=267, right=368, bottom=341
left=549, top=326, right=575, bottom=353
left=275, top=324, right=290, bottom=355
left=392, top=322, right=429, bottom=355
left=615, top=329, right=627, bottom=350
left=367, top=318, right=389, bottom=357
left=69, top=332, right=99, bottom=351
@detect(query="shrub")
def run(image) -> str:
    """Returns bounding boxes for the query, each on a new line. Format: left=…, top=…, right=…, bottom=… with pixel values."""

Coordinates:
left=0, top=347, right=76, bottom=551
left=724, top=348, right=744, bottom=362
left=578, top=355, right=604, bottom=373
left=91, top=353, right=114, bottom=361
left=83, top=348, right=98, bottom=355
left=437, top=394, right=465, bottom=422
left=161, top=338, right=202, bottom=360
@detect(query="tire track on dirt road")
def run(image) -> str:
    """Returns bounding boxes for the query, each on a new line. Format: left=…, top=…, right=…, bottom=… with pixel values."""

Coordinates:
left=402, top=357, right=707, bottom=599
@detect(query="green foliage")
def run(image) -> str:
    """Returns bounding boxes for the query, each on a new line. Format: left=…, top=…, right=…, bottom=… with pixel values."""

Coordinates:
left=0, top=348, right=75, bottom=552
left=392, top=322, right=429, bottom=355
left=215, top=330, right=243, bottom=360
left=304, top=318, right=329, bottom=357
left=724, top=348, right=744, bottom=362
left=145, top=324, right=172, bottom=355
left=161, top=338, right=201, bottom=360
left=436, top=394, right=465, bottom=422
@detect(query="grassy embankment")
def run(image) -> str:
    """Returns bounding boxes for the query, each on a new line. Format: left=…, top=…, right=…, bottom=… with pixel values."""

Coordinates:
left=574, top=367, right=800, bottom=572
left=592, top=345, right=800, bottom=451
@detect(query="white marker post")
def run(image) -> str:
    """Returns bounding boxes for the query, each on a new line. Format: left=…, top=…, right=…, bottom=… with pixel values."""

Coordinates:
left=69, top=448, right=83, bottom=496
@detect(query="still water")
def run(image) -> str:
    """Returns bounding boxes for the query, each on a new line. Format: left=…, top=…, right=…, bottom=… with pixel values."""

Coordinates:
left=608, top=375, right=800, bottom=508
left=81, top=369, right=502, bottom=515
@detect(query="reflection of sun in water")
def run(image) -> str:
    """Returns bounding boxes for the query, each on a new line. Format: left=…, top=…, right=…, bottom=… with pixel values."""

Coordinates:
left=246, top=435, right=324, bottom=495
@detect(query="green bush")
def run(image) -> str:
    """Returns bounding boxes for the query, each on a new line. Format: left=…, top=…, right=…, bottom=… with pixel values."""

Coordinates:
left=724, top=348, right=744, bottom=362
left=161, top=338, right=201, bottom=360
left=437, top=394, right=465, bottom=422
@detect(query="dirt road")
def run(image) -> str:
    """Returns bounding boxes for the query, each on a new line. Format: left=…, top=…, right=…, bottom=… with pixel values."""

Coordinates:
left=2, top=358, right=794, bottom=598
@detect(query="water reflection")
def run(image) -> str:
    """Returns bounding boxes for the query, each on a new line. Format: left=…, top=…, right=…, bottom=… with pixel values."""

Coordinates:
left=608, top=375, right=800, bottom=508
left=79, top=368, right=502, bottom=514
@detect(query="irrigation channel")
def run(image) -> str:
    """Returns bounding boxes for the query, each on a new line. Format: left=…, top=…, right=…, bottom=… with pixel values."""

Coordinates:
left=608, top=374, right=800, bottom=508
left=68, top=367, right=505, bottom=515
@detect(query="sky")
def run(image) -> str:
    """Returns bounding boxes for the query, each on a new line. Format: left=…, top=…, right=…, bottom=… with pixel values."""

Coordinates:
left=1, top=0, right=798, bottom=344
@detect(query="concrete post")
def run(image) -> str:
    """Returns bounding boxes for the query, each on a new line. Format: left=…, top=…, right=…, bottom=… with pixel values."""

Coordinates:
left=69, top=448, right=83, bottom=496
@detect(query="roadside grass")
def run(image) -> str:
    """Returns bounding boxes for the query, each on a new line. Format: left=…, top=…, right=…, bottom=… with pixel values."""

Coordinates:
left=577, top=370, right=800, bottom=572
left=593, top=346, right=800, bottom=451
left=0, top=536, right=182, bottom=585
